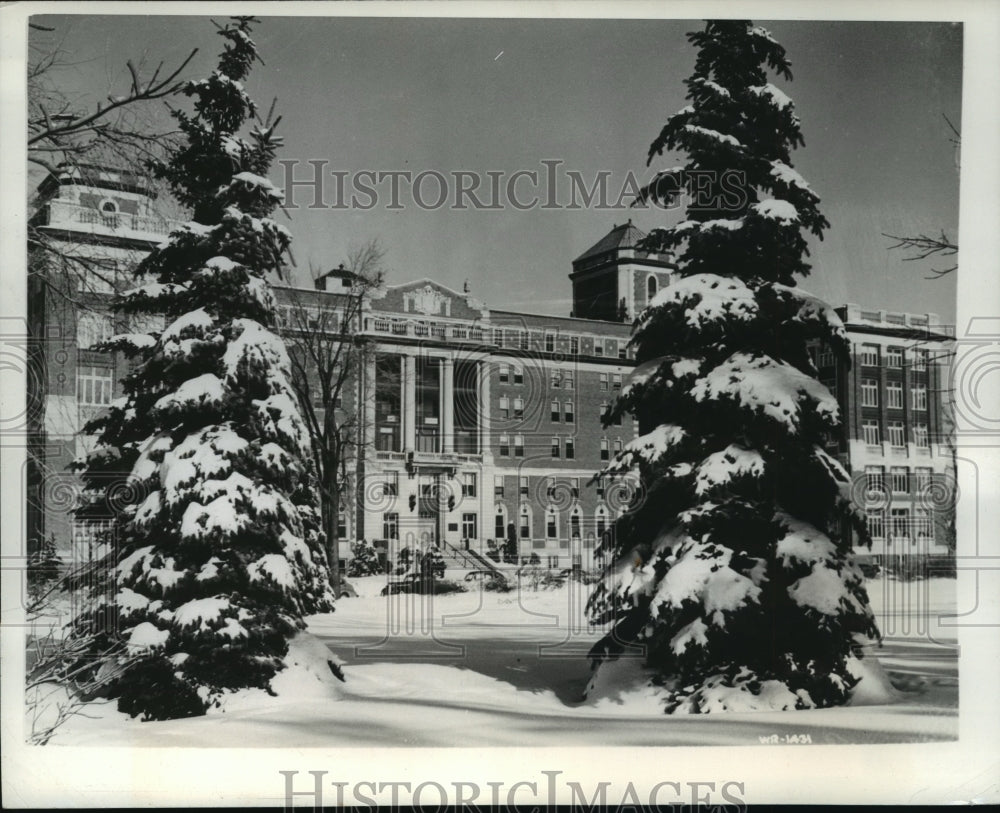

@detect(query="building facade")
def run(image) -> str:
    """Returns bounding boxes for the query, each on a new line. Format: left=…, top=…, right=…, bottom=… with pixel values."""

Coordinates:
left=26, top=170, right=955, bottom=575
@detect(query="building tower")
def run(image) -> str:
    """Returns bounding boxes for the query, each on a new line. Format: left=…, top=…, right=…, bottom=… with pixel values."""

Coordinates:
left=568, top=220, right=675, bottom=322
left=27, top=164, right=175, bottom=560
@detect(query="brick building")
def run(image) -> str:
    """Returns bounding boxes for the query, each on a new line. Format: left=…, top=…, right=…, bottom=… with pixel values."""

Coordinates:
left=26, top=168, right=955, bottom=575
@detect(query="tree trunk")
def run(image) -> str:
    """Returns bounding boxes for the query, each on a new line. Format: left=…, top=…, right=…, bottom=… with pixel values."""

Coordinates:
left=322, top=479, right=342, bottom=594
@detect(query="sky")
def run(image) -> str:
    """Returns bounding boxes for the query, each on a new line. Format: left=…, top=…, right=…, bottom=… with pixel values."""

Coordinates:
left=31, top=14, right=962, bottom=323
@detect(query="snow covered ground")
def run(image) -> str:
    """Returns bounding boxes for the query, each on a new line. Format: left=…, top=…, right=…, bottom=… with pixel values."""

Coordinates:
left=39, top=574, right=957, bottom=747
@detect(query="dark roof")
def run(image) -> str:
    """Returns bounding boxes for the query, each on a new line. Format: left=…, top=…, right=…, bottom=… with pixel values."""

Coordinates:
left=573, top=220, right=647, bottom=264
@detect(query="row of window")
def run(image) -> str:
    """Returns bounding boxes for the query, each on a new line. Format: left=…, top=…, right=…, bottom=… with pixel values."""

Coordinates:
left=497, top=366, right=625, bottom=392
left=495, top=474, right=617, bottom=500
left=498, top=330, right=629, bottom=359
left=860, top=380, right=928, bottom=410
left=76, top=312, right=165, bottom=349
left=862, top=420, right=929, bottom=448
left=496, top=434, right=577, bottom=458
left=499, top=398, right=622, bottom=427
left=860, top=345, right=930, bottom=371
left=866, top=508, right=934, bottom=542
left=864, top=465, right=936, bottom=495
left=379, top=505, right=613, bottom=544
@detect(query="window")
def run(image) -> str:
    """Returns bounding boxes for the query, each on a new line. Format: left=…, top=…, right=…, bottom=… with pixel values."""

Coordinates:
left=816, top=346, right=835, bottom=368
left=551, top=436, right=560, bottom=458
left=571, top=337, right=579, bottom=355
left=545, top=334, right=555, bottom=353
left=499, top=363, right=509, bottom=383
left=619, top=346, right=627, bottom=360
left=546, top=509, right=558, bottom=539
left=547, top=555, right=560, bottom=569
left=519, top=505, right=531, bottom=539
left=551, top=400, right=560, bottom=421
left=519, top=476, right=529, bottom=497
left=822, top=378, right=837, bottom=398
left=890, top=467, right=909, bottom=494
left=602, top=403, right=622, bottom=426
left=462, top=472, right=477, bottom=498
left=890, top=508, right=910, bottom=542
left=613, top=438, right=623, bottom=455
left=499, top=396, right=510, bottom=419
left=866, top=510, right=885, bottom=541
left=570, top=509, right=581, bottom=539
left=862, top=420, right=880, bottom=446
left=513, top=397, right=524, bottom=419
left=563, top=369, right=574, bottom=389
left=612, top=373, right=622, bottom=390
left=499, top=434, right=509, bottom=457
left=913, top=349, right=929, bottom=371
left=495, top=508, right=506, bottom=540
left=915, top=467, right=933, bottom=491
left=519, top=332, right=529, bottom=351
left=383, top=512, right=399, bottom=540
left=647, top=275, right=658, bottom=302
left=494, top=475, right=505, bottom=498
left=887, top=346, right=903, bottom=368
left=600, top=373, right=609, bottom=391
left=914, top=508, right=933, bottom=540
left=382, top=471, right=399, bottom=497
left=860, top=344, right=879, bottom=366
left=888, top=421, right=905, bottom=448
left=886, top=382, right=903, bottom=409
left=600, top=438, right=609, bottom=461
left=77, top=365, right=113, bottom=405
left=130, top=313, right=164, bottom=335
left=914, top=423, right=929, bottom=448
left=564, top=437, right=575, bottom=459
left=551, top=369, right=562, bottom=388
left=861, top=379, right=879, bottom=407
left=564, top=401, right=574, bottom=423
left=595, top=507, right=608, bottom=540
left=594, top=342, right=604, bottom=357
left=513, top=365, right=523, bottom=385
left=77, top=312, right=113, bottom=349
left=570, top=478, right=579, bottom=498
left=865, top=465, right=884, bottom=494
left=336, top=507, right=348, bottom=539
left=596, top=478, right=605, bottom=498
left=514, top=435, right=524, bottom=457
left=546, top=478, right=556, bottom=500
left=462, top=513, right=478, bottom=540
left=911, top=384, right=927, bottom=411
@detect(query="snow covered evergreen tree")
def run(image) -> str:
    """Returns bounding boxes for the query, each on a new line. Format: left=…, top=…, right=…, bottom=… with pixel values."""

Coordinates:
left=70, top=16, right=335, bottom=720
left=587, top=20, right=880, bottom=713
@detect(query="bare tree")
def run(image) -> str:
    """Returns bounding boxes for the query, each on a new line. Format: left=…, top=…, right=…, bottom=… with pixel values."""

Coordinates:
left=883, top=114, right=960, bottom=279
left=27, top=21, right=197, bottom=302
left=283, top=240, right=387, bottom=592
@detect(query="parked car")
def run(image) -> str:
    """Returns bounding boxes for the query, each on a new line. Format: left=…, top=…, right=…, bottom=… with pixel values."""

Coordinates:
left=380, top=573, right=422, bottom=596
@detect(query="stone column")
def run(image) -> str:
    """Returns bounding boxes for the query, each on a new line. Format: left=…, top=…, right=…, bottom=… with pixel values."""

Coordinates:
left=404, top=354, right=416, bottom=452
left=441, top=355, right=454, bottom=453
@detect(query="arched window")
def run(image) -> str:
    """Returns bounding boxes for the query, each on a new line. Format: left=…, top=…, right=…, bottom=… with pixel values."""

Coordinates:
left=519, top=504, right=532, bottom=540
left=569, top=505, right=582, bottom=539
left=546, top=506, right=559, bottom=540
left=646, top=275, right=658, bottom=303
left=595, top=505, right=609, bottom=539
left=494, top=504, right=507, bottom=540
